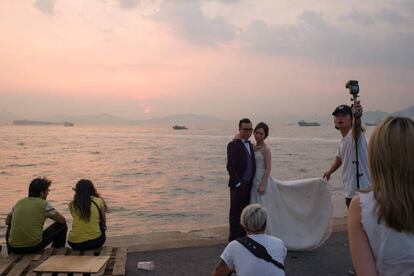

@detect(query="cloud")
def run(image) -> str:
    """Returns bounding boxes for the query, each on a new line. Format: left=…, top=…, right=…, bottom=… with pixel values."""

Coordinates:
left=152, top=1, right=236, bottom=46
left=118, top=0, right=140, bottom=10
left=34, top=0, right=55, bottom=15
left=240, top=11, right=414, bottom=68
left=341, top=9, right=406, bottom=26
left=376, top=9, right=406, bottom=25
left=340, top=11, right=375, bottom=26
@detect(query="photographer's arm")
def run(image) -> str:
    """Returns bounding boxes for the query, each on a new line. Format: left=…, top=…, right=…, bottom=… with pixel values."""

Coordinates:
left=352, top=101, right=363, bottom=140
left=323, top=157, right=342, bottom=181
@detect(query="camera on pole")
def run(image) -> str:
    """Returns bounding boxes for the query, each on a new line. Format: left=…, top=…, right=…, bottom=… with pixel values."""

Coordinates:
left=345, top=80, right=362, bottom=190
left=346, top=80, right=359, bottom=101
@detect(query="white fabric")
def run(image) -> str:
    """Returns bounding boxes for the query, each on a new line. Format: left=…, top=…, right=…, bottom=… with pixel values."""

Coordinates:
left=250, top=151, right=333, bottom=250
left=360, top=192, right=414, bottom=276
left=336, top=130, right=370, bottom=198
left=221, top=234, right=286, bottom=276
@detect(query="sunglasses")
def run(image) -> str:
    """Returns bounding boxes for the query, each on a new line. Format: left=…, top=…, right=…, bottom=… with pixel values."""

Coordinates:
left=241, top=128, right=253, bottom=132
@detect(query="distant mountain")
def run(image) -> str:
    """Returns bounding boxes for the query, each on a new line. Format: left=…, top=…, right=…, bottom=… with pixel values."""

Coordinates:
left=363, top=105, right=414, bottom=124
left=362, top=110, right=390, bottom=124
left=2, top=106, right=412, bottom=126
left=0, top=112, right=21, bottom=123
left=392, top=105, right=414, bottom=118
left=42, top=113, right=134, bottom=125
left=40, top=113, right=225, bottom=125
left=140, top=113, right=226, bottom=125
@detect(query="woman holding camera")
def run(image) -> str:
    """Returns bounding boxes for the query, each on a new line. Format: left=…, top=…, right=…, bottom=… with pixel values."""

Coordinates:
left=348, top=117, right=414, bottom=275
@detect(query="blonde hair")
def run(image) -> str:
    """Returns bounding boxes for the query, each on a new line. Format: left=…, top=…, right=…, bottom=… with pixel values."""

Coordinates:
left=240, top=204, right=267, bottom=232
left=369, top=116, right=414, bottom=233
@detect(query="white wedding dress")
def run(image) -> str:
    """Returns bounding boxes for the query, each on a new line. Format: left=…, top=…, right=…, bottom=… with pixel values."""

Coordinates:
left=250, top=151, right=333, bottom=250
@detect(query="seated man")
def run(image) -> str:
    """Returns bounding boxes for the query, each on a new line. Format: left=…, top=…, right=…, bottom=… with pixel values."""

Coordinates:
left=212, top=204, right=287, bottom=276
left=5, top=177, right=67, bottom=254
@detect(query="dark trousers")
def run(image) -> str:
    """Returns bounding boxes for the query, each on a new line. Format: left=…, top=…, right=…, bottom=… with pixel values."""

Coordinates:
left=68, top=233, right=106, bottom=251
left=7, top=222, right=67, bottom=254
left=229, top=181, right=252, bottom=242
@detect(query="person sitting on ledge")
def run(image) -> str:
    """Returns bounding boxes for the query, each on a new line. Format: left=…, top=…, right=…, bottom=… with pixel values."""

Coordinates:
left=5, top=177, right=67, bottom=254
left=212, top=204, right=287, bottom=276
left=68, top=179, right=108, bottom=250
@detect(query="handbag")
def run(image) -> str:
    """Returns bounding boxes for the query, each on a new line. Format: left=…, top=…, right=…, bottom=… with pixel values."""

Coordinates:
left=91, top=200, right=107, bottom=234
left=236, top=236, right=285, bottom=271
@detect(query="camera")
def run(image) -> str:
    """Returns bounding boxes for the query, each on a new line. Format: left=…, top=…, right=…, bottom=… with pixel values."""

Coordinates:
left=346, top=80, right=359, bottom=96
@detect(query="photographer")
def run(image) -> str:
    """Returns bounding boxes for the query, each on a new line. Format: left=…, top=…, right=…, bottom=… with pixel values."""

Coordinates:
left=323, top=99, right=371, bottom=208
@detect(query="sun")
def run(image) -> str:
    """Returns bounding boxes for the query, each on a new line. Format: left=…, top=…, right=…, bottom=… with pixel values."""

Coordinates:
left=144, top=108, right=151, bottom=114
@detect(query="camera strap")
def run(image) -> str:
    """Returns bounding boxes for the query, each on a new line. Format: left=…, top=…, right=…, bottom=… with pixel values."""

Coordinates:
left=236, top=236, right=285, bottom=271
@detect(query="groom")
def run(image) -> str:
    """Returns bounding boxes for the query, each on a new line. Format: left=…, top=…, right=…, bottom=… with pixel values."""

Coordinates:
left=226, top=118, right=256, bottom=242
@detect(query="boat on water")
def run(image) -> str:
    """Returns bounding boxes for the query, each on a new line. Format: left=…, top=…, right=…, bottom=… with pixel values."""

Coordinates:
left=173, top=125, right=188, bottom=130
left=297, top=120, right=320, bottom=127
left=64, top=122, right=74, bottom=127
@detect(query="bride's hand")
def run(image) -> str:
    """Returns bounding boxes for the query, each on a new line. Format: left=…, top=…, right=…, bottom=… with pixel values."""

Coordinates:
left=257, top=184, right=266, bottom=195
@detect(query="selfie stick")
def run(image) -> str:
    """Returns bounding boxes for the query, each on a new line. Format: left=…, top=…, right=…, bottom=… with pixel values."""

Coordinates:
left=350, top=90, right=361, bottom=190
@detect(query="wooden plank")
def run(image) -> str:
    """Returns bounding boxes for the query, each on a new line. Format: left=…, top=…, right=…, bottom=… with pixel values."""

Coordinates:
left=7, top=254, right=35, bottom=276
left=55, top=248, right=68, bottom=255
left=98, top=247, right=113, bottom=257
left=41, top=247, right=68, bottom=276
left=26, top=248, right=54, bottom=276
left=84, top=250, right=95, bottom=256
left=92, top=247, right=113, bottom=276
left=33, top=256, right=110, bottom=273
left=71, top=250, right=84, bottom=276
left=0, top=254, right=20, bottom=275
left=111, top=247, right=127, bottom=276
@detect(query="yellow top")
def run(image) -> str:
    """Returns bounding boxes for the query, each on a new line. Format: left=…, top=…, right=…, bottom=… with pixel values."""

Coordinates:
left=68, top=196, right=104, bottom=243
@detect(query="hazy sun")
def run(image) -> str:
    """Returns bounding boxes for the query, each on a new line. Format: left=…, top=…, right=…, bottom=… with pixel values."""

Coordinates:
left=144, top=108, right=151, bottom=114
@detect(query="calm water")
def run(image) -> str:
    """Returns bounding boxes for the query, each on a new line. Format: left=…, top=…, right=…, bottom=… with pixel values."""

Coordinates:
left=0, top=123, right=374, bottom=238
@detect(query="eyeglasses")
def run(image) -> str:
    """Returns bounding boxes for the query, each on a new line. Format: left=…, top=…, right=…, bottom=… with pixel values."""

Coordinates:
left=241, top=128, right=253, bottom=132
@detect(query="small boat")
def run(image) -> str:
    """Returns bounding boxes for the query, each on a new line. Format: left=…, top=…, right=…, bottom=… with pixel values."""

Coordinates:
left=173, top=125, right=187, bottom=130
left=64, top=122, right=74, bottom=127
left=297, top=120, right=320, bottom=127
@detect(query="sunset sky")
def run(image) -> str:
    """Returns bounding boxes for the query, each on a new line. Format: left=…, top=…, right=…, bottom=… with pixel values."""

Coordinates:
left=0, top=0, right=413, bottom=119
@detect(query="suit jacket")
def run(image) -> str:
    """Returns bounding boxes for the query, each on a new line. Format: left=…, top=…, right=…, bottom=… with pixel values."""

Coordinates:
left=226, top=139, right=256, bottom=187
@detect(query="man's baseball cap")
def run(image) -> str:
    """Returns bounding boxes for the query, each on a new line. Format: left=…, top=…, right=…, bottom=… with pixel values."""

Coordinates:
left=332, top=105, right=352, bottom=116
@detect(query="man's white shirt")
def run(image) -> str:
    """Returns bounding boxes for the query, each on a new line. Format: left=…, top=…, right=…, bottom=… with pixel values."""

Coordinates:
left=337, top=129, right=371, bottom=198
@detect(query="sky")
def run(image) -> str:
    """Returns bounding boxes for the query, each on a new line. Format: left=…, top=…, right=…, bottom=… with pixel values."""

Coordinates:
left=0, top=0, right=413, bottom=119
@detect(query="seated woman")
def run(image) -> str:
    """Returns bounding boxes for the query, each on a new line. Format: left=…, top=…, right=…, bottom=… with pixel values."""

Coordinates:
left=348, top=117, right=414, bottom=275
left=212, top=204, right=287, bottom=276
left=68, top=179, right=108, bottom=250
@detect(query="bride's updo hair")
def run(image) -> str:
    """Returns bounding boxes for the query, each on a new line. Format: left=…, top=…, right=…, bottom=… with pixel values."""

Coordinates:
left=254, top=122, right=269, bottom=138
left=241, top=204, right=267, bottom=233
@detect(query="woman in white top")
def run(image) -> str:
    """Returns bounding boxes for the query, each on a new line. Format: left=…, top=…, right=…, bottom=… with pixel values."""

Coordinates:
left=348, top=116, right=414, bottom=276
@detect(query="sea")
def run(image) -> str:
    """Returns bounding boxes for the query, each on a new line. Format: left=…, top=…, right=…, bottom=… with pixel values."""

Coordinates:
left=0, top=123, right=375, bottom=239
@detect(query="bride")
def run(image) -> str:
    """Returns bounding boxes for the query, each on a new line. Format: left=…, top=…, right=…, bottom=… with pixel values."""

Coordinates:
left=248, top=122, right=333, bottom=250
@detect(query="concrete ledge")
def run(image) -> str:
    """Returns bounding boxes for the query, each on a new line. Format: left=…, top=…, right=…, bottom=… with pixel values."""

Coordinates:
left=108, top=216, right=348, bottom=253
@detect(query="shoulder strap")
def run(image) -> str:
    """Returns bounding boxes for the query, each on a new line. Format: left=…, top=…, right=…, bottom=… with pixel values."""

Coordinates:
left=236, top=236, right=285, bottom=271
left=91, top=200, right=104, bottom=220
